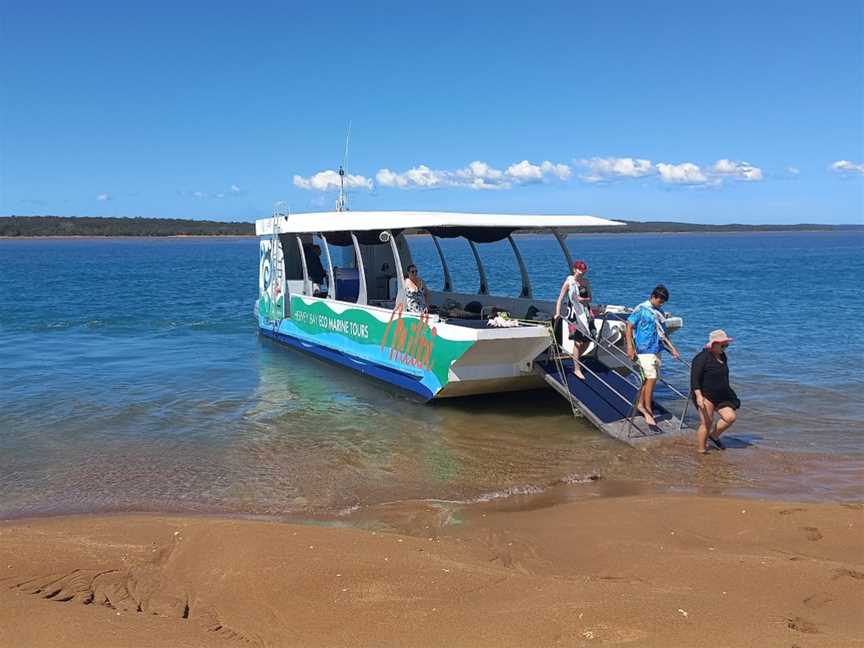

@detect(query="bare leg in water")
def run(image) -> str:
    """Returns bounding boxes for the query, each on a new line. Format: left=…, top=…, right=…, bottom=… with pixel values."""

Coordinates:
left=712, top=405, right=737, bottom=440
left=697, top=401, right=737, bottom=452
left=696, top=400, right=713, bottom=453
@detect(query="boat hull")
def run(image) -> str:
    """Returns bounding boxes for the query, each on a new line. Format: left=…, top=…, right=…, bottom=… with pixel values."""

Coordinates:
left=258, top=295, right=553, bottom=401
left=256, top=295, right=682, bottom=403
left=259, top=325, right=437, bottom=400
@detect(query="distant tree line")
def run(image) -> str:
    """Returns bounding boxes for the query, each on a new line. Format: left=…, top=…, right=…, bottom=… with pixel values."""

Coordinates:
left=0, top=216, right=255, bottom=237
left=570, top=220, right=863, bottom=234
left=1, top=215, right=859, bottom=237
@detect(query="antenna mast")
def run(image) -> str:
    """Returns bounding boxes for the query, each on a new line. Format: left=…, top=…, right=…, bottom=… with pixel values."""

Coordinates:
left=336, top=120, right=351, bottom=212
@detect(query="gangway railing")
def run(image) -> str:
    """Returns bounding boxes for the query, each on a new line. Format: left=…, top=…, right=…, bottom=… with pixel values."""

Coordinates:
left=535, top=319, right=658, bottom=439
left=530, top=314, right=693, bottom=442
left=542, top=322, right=580, bottom=418
left=590, top=326, right=692, bottom=433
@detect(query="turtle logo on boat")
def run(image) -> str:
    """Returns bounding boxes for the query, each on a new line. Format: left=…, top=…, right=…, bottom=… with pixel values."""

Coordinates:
left=380, top=305, right=438, bottom=371
left=259, top=239, right=284, bottom=320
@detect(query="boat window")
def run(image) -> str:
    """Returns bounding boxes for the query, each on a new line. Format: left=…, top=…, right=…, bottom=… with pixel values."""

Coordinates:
left=325, top=241, right=360, bottom=303
left=472, top=239, right=520, bottom=297
left=357, top=239, right=400, bottom=306
left=516, top=234, right=571, bottom=301
left=303, top=236, right=330, bottom=297
left=405, top=235, right=480, bottom=294
left=277, top=234, right=305, bottom=282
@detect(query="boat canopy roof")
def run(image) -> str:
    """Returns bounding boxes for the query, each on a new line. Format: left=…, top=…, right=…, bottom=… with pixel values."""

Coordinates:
left=256, top=211, right=624, bottom=243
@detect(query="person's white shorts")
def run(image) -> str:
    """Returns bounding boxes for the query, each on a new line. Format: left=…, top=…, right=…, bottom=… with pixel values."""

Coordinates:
left=637, top=353, right=661, bottom=380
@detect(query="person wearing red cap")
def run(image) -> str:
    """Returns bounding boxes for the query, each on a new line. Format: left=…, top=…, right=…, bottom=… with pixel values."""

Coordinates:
left=554, top=260, right=592, bottom=379
left=690, top=329, right=740, bottom=454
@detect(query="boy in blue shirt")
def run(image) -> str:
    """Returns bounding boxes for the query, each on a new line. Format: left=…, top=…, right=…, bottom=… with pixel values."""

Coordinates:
left=625, top=284, right=680, bottom=426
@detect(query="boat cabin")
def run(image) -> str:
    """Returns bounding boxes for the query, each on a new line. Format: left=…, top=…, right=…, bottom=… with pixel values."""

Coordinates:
left=257, top=211, right=623, bottom=323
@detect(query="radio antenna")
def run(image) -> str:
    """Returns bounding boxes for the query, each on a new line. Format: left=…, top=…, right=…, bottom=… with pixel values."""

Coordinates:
left=336, top=120, right=352, bottom=212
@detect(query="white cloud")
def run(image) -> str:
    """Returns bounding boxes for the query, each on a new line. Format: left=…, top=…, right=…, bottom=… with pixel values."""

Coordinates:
left=375, top=168, right=409, bottom=188
left=293, top=170, right=373, bottom=192
left=230, top=184, right=241, bottom=193
left=830, top=160, right=864, bottom=175
left=376, top=165, right=445, bottom=188
left=96, top=192, right=111, bottom=201
left=543, top=161, right=572, bottom=181
left=462, top=160, right=505, bottom=182
left=297, top=155, right=768, bottom=192
left=408, top=165, right=449, bottom=187
left=712, top=159, right=763, bottom=181
left=787, top=166, right=800, bottom=176
left=192, top=191, right=208, bottom=198
left=376, top=163, right=505, bottom=190
left=505, top=160, right=543, bottom=182
left=574, top=156, right=764, bottom=186
left=454, top=160, right=509, bottom=190
left=576, top=157, right=654, bottom=183
left=375, top=159, right=570, bottom=191
left=656, top=162, right=709, bottom=185
left=506, top=160, right=572, bottom=183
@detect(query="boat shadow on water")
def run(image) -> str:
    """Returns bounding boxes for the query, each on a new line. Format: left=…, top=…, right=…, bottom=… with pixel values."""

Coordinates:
left=429, top=388, right=577, bottom=419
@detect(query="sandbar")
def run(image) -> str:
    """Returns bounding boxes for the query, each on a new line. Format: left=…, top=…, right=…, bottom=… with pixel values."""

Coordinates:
left=1, top=494, right=861, bottom=647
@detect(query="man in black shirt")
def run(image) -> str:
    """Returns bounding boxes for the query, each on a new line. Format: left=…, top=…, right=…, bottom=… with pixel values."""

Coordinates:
left=306, top=245, right=327, bottom=285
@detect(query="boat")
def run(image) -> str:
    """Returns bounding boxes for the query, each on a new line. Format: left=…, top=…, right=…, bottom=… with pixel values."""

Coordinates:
left=254, top=206, right=689, bottom=445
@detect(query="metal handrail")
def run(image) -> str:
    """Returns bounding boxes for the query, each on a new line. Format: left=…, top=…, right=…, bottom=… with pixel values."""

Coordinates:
left=547, top=318, right=652, bottom=438
left=533, top=315, right=648, bottom=437
left=531, top=315, right=691, bottom=438
left=543, top=321, right=580, bottom=418
left=584, top=319, right=694, bottom=434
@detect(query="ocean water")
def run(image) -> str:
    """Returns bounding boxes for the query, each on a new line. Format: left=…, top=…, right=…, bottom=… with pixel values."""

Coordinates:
left=0, top=232, right=862, bottom=520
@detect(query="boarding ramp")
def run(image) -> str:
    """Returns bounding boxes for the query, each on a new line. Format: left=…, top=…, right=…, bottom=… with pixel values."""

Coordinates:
left=535, top=321, right=692, bottom=447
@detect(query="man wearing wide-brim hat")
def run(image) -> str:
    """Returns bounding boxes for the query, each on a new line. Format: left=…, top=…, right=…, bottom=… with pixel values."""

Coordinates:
left=690, top=329, right=741, bottom=454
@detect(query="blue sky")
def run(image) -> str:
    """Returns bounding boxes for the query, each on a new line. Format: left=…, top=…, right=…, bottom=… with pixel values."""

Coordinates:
left=2, top=1, right=862, bottom=224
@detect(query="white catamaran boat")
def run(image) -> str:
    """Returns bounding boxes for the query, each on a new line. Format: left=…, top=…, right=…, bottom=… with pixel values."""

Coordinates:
left=254, top=207, right=689, bottom=445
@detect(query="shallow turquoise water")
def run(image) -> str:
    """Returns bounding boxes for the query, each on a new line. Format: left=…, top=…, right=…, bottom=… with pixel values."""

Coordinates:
left=1, top=232, right=861, bottom=519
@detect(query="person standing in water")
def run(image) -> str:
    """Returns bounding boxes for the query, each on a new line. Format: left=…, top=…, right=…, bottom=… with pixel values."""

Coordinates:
left=625, top=284, right=680, bottom=426
left=691, top=329, right=739, bottom=454
left=555, top=260, right=592, bottom=379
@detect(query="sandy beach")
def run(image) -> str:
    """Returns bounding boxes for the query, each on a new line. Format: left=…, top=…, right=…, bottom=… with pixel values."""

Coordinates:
left=1, top=493, right=861, bottom=647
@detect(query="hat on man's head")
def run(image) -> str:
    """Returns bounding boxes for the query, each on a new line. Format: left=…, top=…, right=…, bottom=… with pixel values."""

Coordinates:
left=572, top=260, right=588, bottom=272
left=705, top=329, right=733, bottom=348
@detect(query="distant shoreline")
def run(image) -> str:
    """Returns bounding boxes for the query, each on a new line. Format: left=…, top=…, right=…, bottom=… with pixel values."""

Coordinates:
left=1, top=215, right=861, bottom=238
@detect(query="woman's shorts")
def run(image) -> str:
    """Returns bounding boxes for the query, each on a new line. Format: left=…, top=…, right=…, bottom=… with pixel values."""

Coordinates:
left=713, top=397, right=741, bottom=411
left=568, top=322, right=590, bottom=343
left=691, top=394, right=741, bottom=411
left=637, top=353, right=661, bottom=380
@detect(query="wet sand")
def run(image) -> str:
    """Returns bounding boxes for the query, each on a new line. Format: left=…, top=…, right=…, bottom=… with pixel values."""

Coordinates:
left=1, top=493, right=861, bottom=647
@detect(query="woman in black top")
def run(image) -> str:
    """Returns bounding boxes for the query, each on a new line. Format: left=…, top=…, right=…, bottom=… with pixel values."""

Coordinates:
left=691, top=329, right=740, bottom=454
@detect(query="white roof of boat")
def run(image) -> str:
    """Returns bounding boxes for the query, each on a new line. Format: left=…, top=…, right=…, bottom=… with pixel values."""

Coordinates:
left=255, top=211, right=624, bottom=236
